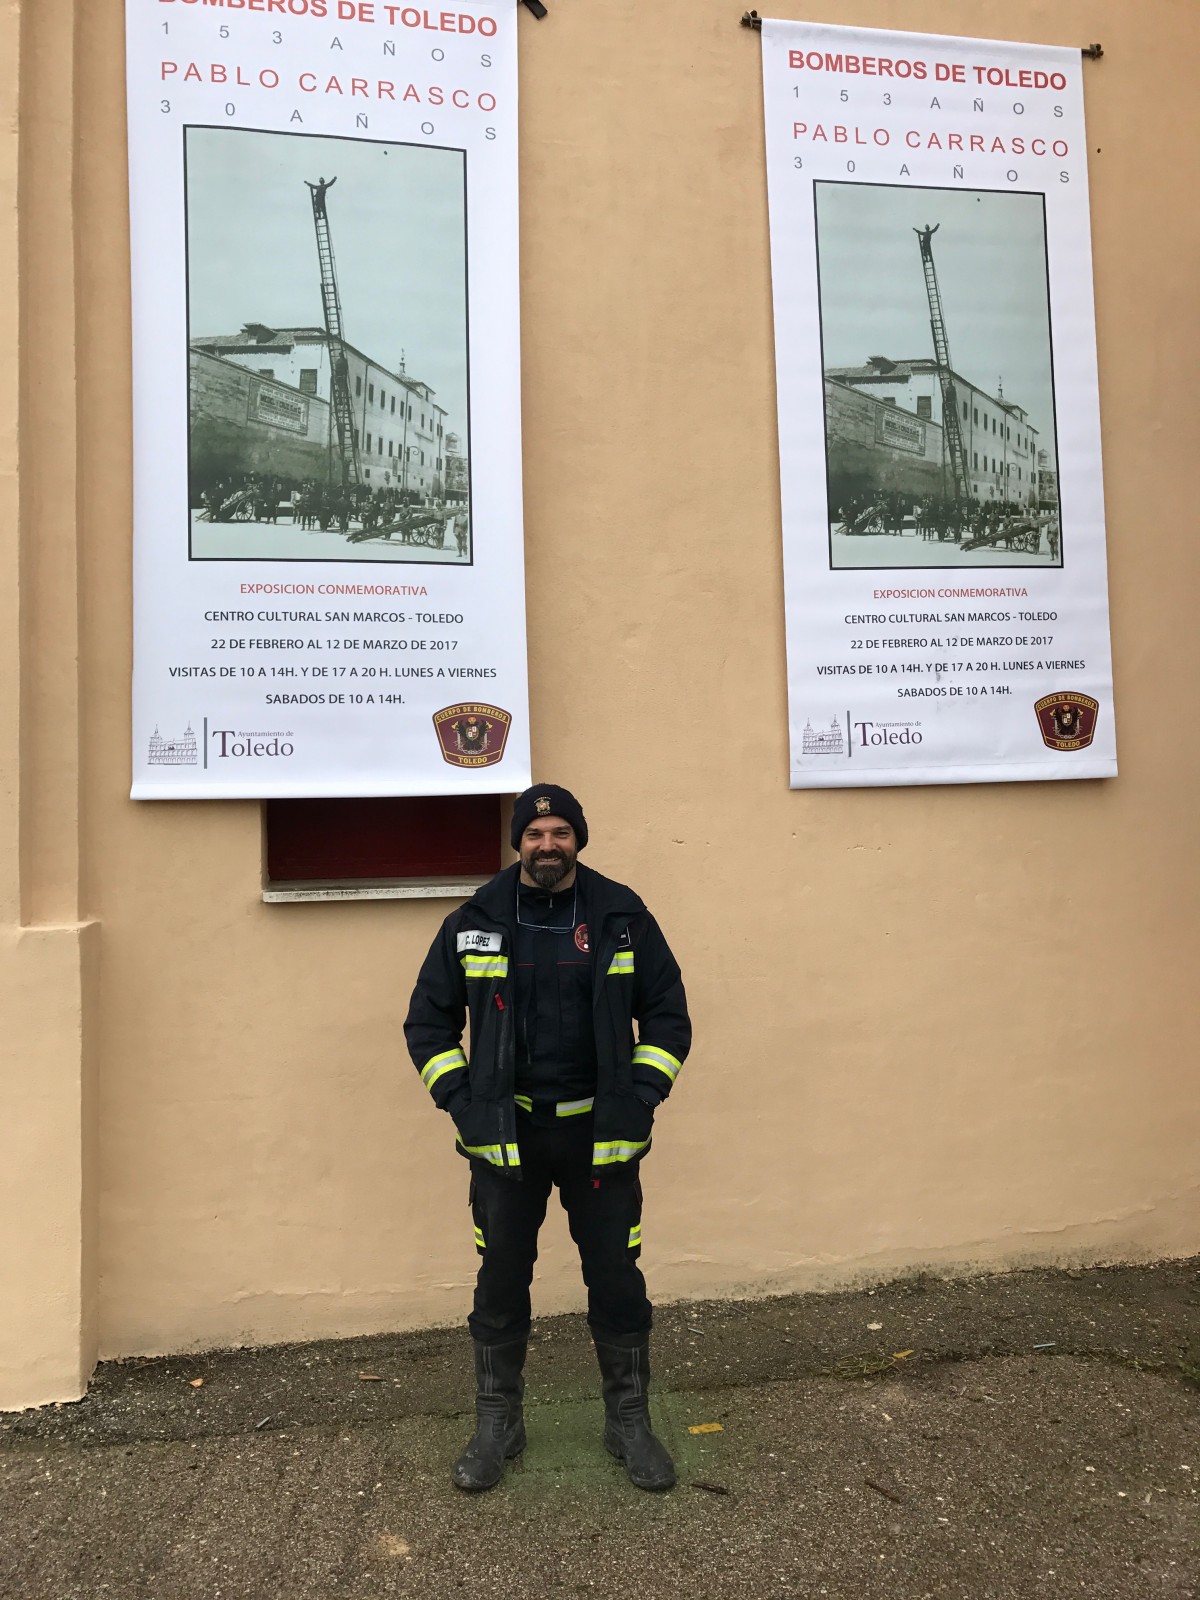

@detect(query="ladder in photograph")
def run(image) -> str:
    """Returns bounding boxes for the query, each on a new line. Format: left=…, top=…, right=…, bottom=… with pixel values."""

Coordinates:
left=914, top=224, right=970, bottom=503
left=308, top=178, right=362, bottom=489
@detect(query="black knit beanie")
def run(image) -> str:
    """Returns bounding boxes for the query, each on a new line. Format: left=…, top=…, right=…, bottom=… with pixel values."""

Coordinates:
left=510, top=784, right=588, bottom=851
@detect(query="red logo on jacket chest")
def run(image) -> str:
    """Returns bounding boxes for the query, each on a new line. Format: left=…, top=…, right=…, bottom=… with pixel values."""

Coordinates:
left=574, top=923, right=589, bottom=953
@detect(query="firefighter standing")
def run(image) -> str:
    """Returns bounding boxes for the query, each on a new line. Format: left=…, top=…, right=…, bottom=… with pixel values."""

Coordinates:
left=404, top=784, right=691, bottom=1492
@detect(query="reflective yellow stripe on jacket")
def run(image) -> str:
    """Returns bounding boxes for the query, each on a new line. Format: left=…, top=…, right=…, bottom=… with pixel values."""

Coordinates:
left=557, top=1097, right=594, bottom=1118
left=456, top=1137, right=521, bottom=1169
left=421, top=1047, right=467, bottom=1093
left=513, top=1094, right=594, bottom=1117
left=460, top=954, right=509, bottom=980
left=593, top=1136, right=650, bottom=1166
left=632, top=1043, right=682, bottom=1087
left=606, top=950, right=635, bottom=977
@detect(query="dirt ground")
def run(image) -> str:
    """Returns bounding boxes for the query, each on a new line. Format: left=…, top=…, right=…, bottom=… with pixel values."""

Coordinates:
left=3, top=1261, right=1198, bottom=1599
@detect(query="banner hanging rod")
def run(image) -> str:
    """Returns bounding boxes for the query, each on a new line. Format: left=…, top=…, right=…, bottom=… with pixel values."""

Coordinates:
left=737, top=12, right=1102, bottom=56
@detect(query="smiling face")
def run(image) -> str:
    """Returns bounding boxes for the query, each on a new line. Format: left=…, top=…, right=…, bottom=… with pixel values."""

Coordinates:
left=519, top=816, right=578, bottom=891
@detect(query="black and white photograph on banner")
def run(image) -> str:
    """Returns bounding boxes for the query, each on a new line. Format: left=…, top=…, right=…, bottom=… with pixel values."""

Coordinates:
left=816, top=181, right=1062, bottom=571
left=186, top=126, right=471, bottom=565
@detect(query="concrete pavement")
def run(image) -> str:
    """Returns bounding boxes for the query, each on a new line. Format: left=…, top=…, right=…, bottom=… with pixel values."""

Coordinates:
left=3, top=1262, right=1197, bottom=1599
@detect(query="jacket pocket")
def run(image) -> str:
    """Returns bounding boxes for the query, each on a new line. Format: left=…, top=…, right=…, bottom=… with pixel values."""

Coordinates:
left=623, top=1094, right=655, bottom=1145
left=597, top=1093, right=654, bottom=1166
left=452, top=1097, right=500, bottom=1156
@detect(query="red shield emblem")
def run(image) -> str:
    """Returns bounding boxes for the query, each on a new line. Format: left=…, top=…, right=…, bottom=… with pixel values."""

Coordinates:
left=433, top=704, right=513, bottom=768
left=574, top=923, right=589, bottom=953
left=1034, top=692, right=1099, bottom=752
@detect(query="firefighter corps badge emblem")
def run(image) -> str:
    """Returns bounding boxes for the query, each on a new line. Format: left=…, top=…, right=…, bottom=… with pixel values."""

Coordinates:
left=535, top=796, right=552, bottom=815
left=432, top=704, right=513, bottom=768
left=1034, top=692, right=1099, bottom=752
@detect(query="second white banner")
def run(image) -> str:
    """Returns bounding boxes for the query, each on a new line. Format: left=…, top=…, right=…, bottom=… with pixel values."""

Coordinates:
left=761, top=18, right=1116, bottom=787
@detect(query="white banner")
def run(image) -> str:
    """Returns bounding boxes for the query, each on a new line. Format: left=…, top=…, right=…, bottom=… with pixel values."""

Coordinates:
left=127, top=0, right=530, bottom=798
left=761, top=20, right=1117, bottom=786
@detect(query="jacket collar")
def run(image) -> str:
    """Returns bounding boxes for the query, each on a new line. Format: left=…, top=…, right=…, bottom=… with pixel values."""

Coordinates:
left=466, top=860, right=643, bottom=931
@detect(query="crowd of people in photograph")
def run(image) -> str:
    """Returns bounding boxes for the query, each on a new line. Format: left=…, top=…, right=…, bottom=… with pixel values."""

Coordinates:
left=194, top=472, right=468, bottom=552
left=833, top=490, right=1061, bottom=558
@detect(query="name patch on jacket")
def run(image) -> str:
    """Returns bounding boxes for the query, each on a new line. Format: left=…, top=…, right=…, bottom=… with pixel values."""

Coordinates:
left=457, top=930, right=502, bottom=953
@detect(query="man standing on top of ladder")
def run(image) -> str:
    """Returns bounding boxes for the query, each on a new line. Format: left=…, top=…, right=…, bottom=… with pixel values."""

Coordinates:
left=305, top=176, right=336, bottom=209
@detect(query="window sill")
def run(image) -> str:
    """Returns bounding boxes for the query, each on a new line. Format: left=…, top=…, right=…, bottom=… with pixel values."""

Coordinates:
left=263, top=875, right=489, bottom=904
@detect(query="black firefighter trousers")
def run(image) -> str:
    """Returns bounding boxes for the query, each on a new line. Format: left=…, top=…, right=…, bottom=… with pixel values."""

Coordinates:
left=467, top=1115, right=651, bottom=1347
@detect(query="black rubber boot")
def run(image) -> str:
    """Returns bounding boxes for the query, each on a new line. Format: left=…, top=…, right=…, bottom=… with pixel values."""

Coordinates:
left=452, top=1337, right=527, bottom=1491
left=593, top=1336, right=676, bottom=1491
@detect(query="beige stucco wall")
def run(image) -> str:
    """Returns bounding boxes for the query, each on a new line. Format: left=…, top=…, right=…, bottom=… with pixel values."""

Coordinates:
left=3, top=0, right=1198, bottom=1410
left=1, top=0, right=99, bottom=1409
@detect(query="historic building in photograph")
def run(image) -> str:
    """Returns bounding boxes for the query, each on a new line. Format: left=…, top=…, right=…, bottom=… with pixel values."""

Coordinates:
left=825, top=354, right=1043, bottom=508
left=189, top=323, right=450, bottom=498
left=444, top=430, right=468, bottom=502
left=1037, top=447, right=1060, bottom=511
left=824, top=375, right=946, bottom=507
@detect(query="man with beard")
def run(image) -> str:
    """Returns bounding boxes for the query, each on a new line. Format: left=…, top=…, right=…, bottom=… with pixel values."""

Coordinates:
left=405, top=784, right=691, bottom=1494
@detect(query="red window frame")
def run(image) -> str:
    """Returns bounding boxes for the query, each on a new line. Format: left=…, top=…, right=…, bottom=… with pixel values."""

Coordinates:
left=265, top=795, right=503, bottom=884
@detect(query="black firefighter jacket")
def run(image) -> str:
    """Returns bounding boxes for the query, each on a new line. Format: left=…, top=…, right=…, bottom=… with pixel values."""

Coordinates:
left=404, top=862, right=691, bottom=1179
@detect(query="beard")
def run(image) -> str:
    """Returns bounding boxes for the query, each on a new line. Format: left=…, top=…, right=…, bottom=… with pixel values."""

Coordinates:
left=522, top=846, right=575, bottom=890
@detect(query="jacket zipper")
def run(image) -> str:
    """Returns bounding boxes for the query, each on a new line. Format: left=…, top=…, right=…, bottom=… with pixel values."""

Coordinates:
left=460, top=909, right=514, bottom=1171
left=493, top=991, right=514, bottom=1170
